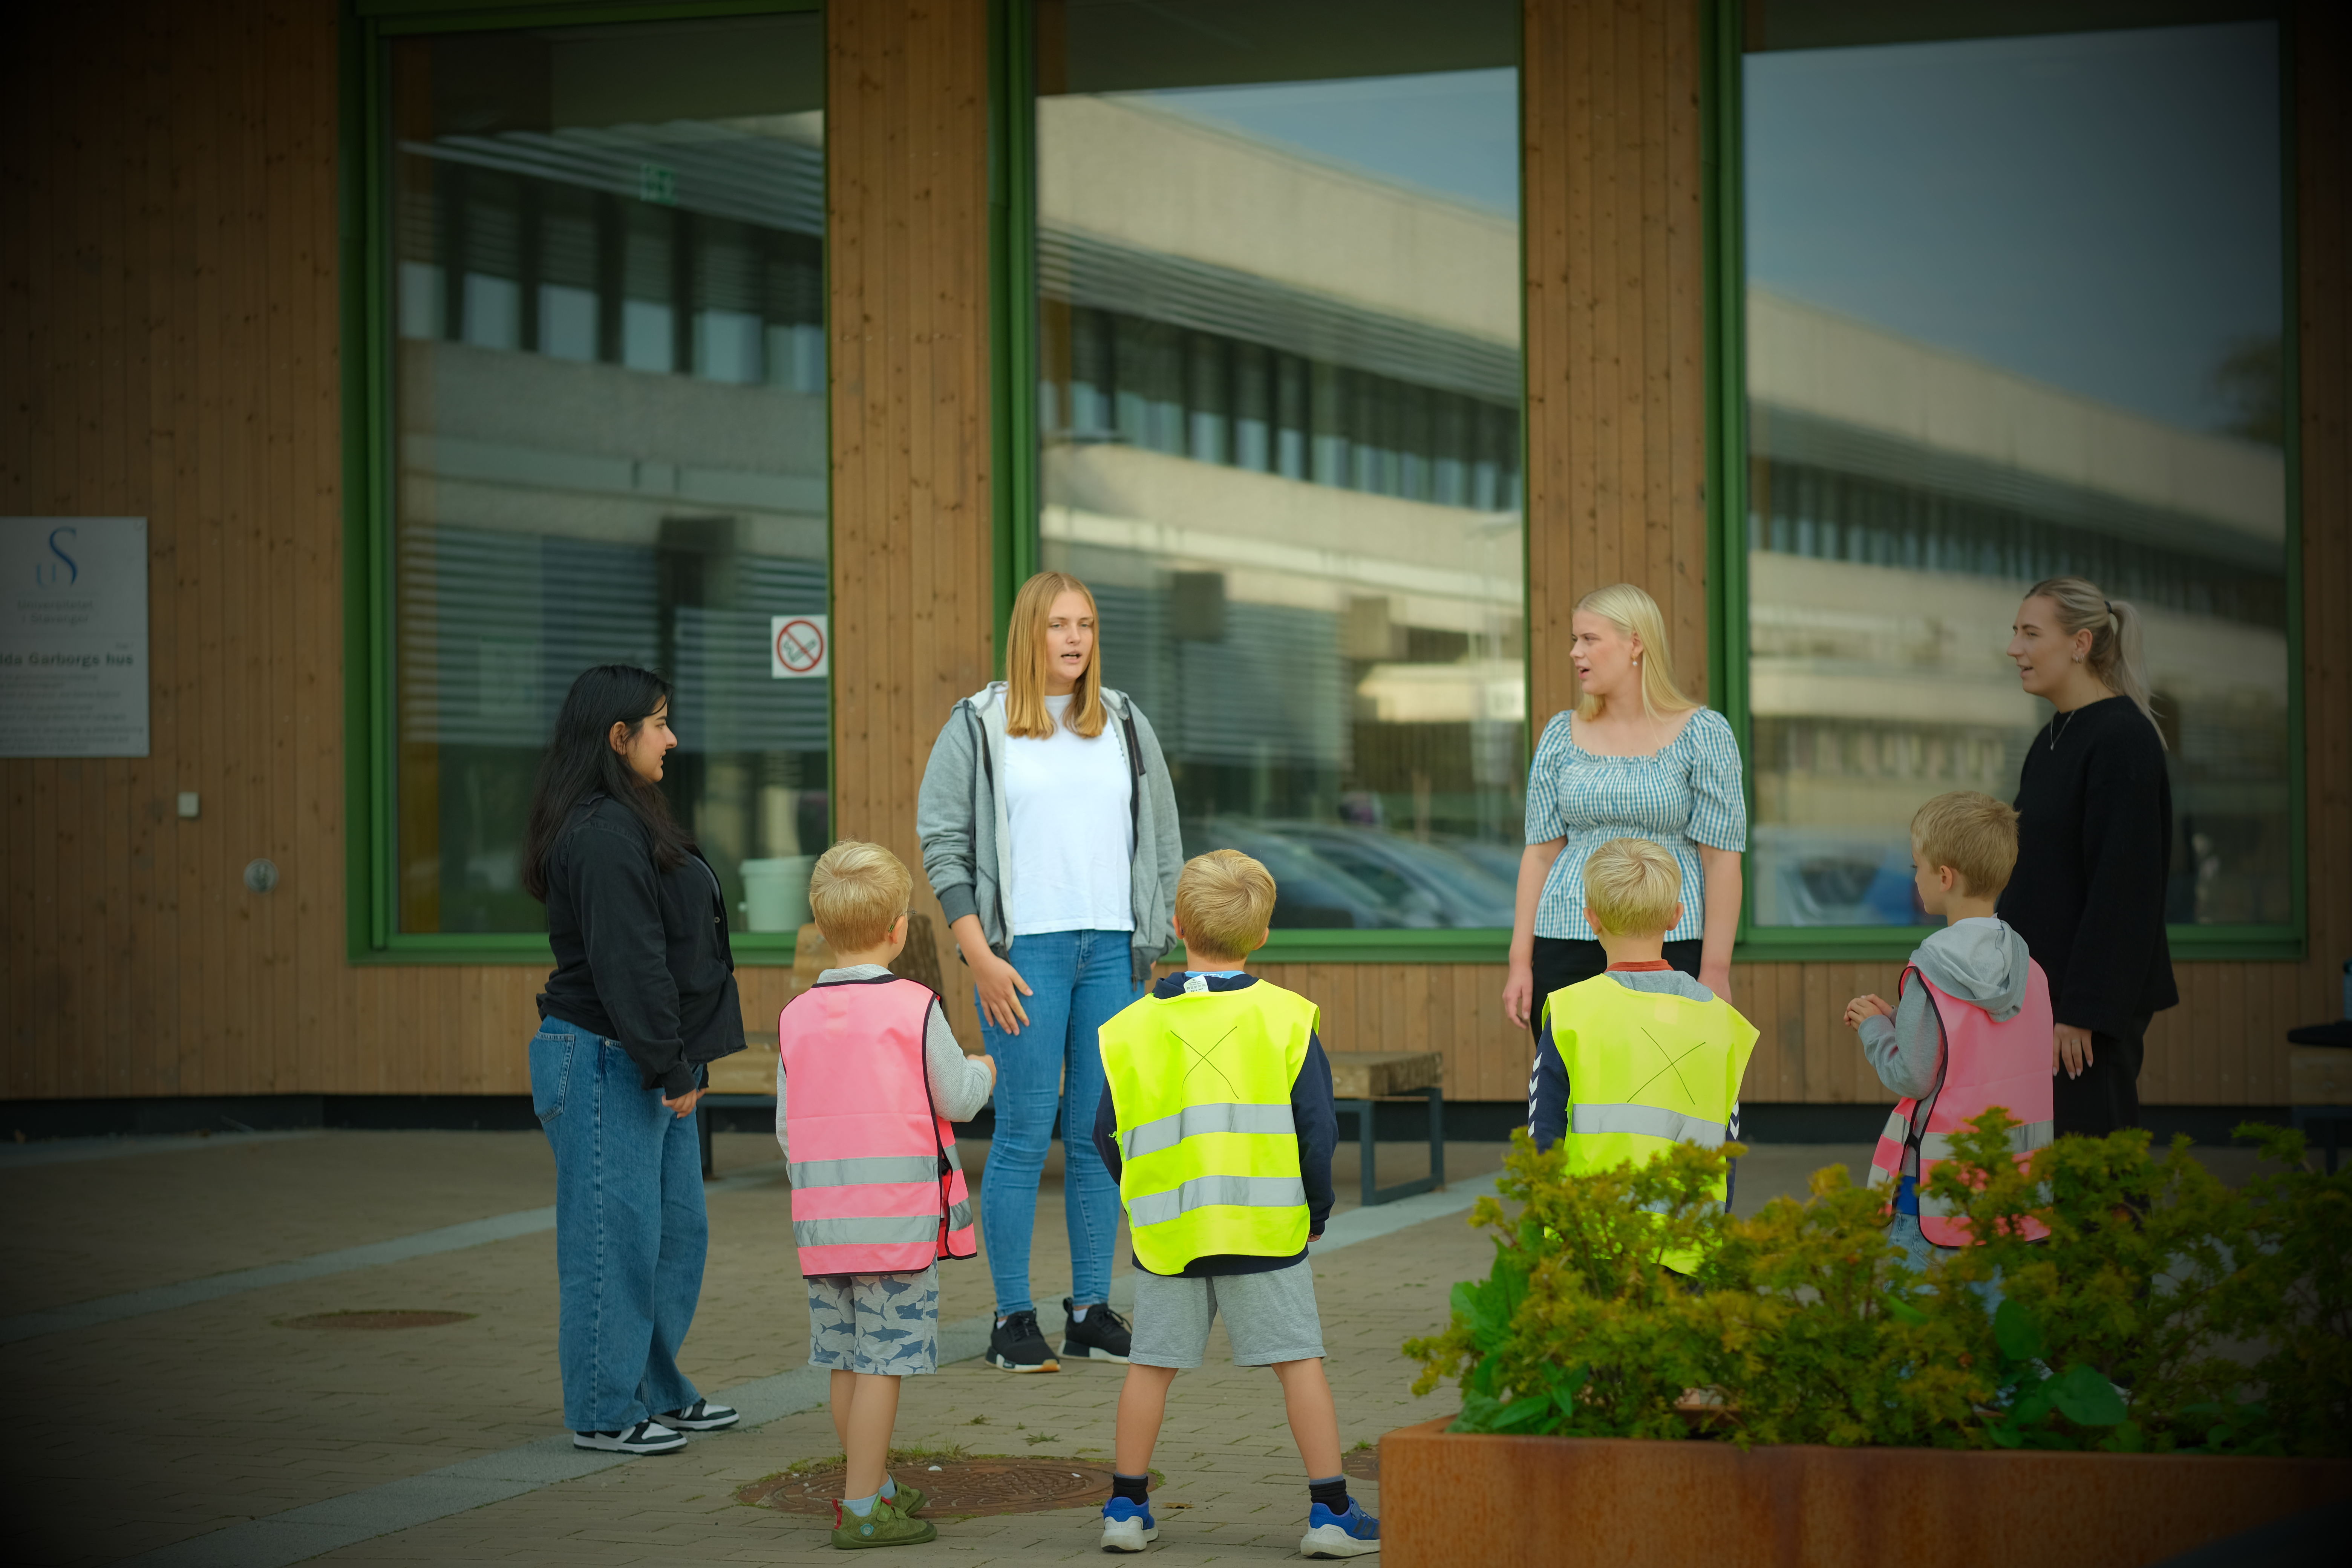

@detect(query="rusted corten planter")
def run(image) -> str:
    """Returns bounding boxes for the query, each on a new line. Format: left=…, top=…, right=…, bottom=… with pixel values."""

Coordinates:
left=1379, top=1416, right=2352, bottom=1567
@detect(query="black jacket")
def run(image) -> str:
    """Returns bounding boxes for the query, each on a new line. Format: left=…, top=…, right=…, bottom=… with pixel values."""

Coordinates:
left=1092, top=972, right=1337, bottom=1277
left=1998, top=696, right=2179, bottom=1036
left=537, top=795, right=745, bottom=1095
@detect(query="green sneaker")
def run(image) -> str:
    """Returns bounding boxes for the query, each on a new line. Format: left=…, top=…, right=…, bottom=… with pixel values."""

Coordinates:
left=831, top=1493, right=938, bottom=1549
left=885, top=1477, right=929, bottom=1516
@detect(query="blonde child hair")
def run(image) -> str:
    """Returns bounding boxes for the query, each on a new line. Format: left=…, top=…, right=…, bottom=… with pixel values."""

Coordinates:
left=1005, top=570, right=1106, bottom=740
left=1583, top=838, right=1682, bottom=936
left=1909, top=791, right=2020, bottom=899
left=807, top=839, right=913, bottom=951
left=1573, top=583, right=1700, bottom=721
left=1174, top=849, right=1277, bottom=961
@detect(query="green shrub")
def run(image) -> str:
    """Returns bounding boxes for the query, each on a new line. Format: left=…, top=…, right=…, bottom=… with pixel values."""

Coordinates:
left=1403, top=1117, right=2351, bottom=1456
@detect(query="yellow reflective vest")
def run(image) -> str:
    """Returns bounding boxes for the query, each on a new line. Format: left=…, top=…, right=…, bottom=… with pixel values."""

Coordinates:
left=1543, top=974, right=1758, bottom=1273
left=1097, top=981, right=1317, bottom=1275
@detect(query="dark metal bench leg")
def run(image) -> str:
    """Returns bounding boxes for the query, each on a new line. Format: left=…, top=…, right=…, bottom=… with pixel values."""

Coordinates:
left=699, top=1100, right=716, bottom=1179
left=1351, top=1099, right=1377, bottom=1209
left=1427, top=1086, right=1444, bottom=1189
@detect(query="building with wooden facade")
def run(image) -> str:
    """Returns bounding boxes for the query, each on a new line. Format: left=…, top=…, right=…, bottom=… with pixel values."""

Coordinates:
left=4, top=0, right=2344, bottom=1130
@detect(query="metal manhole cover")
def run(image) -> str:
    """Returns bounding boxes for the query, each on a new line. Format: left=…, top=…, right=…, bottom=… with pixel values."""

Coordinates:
left=1343, top=1448, right=1379, bottom=1482
left=279, top=1310, right=476, bottom=1330
left=740, top=1459, right=1120, bottom=1517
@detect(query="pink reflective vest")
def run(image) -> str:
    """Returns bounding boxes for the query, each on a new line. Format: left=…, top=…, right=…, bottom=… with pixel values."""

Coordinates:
left=779, top=976, right=977, bottom=1276
left=1867, top=961, right=2056, bottom=1247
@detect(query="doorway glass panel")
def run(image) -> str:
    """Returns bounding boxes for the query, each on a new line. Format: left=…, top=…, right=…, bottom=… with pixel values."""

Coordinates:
left=1742, top=11, right=2289, bottom=927
left=387, top=14, right=829, bottom=935
left=1034, top=0, right=1527, bottom=931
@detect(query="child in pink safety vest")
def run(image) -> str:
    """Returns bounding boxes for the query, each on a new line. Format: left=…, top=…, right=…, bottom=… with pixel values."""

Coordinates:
left=1845, top=793, right=2055, bottom=1276
left=777, top=841, right=994, bottom=1550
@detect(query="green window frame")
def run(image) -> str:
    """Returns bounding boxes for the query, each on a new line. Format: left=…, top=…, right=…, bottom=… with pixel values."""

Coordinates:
left=1700, top=0, right=2307, bottom=966
left=339, top=0, right=829, bottom=963
left=986, top=0, right=1533, bottom=966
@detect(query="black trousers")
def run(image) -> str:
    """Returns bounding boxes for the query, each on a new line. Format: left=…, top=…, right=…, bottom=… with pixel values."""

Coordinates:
left=1528, top=936, right=1704, bottom=1037
left=2053, top=1014, right=2151, bottom=1137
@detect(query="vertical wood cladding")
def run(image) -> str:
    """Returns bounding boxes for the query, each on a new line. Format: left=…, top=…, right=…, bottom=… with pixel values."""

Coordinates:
left=827, top=0, right=995, bottom=1044
left=0, top=0, right=2341, bottom=1108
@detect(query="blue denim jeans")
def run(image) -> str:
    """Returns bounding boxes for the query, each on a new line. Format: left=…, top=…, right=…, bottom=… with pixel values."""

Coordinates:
left=976, top=928, right=1139, bottom=1317
left=530, top=1018, right=707, bottom=1432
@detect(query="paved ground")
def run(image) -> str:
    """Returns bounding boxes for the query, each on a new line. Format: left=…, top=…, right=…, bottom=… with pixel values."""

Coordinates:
left=2, top=1126, right=2269, bottom=1566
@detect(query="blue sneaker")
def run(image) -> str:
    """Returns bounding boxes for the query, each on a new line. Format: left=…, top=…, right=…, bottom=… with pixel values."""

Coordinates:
left=1100, top=1494, right=1158, bottom=1552
left=1300, top=1498, right=1381, bottom=1557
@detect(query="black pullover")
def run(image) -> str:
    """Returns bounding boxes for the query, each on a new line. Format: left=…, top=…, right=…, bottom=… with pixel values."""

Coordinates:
left=1997, top=696, right=2179, bottom=1037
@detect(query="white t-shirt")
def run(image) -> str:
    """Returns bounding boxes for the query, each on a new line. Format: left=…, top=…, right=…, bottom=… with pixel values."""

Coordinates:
left=1004, top=693, right=1135, bottom=936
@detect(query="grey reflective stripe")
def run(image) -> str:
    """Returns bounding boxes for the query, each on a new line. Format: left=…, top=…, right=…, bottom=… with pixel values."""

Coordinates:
left=1918, top=1119, right=2053, bottom=1162
left=789, top=1154, right=940, bottom=1188
left=1877, top=1110, right=1910, bottom=1144
left=1127, top=1173, right=1307, bottom=1229
left=941, top=1140, right=965, bottom=1173
left=793, top=1215, right=944, bottom=1248
left=1122, top=1102, right=1297, bottom=1161
left=1866, top=1162, right=1896, bottom=1190
left=946, top=1199, right=973, bottom=1231
left=1570, top=1103, right=1728, bottom=1148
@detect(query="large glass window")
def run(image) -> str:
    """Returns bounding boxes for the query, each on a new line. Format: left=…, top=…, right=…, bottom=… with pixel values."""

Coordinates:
left=385, top=12, right=828, bottom=937
left=1740, top=7, right=2290, bottom=929
left=1032, top=0, right=1526, bottom=932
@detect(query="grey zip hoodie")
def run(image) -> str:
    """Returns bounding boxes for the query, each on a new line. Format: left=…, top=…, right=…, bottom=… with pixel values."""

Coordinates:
left=915, top=682, right=1184, bottom=986
left=1860, top=916, right=2034, bottom=1171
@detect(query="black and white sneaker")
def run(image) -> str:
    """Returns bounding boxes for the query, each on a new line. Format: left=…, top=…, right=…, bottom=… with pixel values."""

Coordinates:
left=1062, top=1297, right=1133, bottom=1363
left=659, top=1399, right=739, bottom=1432
left=573, top=1419, right=687, bottom=1455
left=986, top=1308, right=1061, bottom=1372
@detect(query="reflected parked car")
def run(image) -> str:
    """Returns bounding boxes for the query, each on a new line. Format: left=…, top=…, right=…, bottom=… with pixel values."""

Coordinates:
left=1268, top=824, right=1519, bottom=929
left=1186, top=819, right=1400, bottom=929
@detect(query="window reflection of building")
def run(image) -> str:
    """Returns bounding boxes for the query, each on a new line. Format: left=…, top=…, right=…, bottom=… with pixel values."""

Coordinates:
left=389, top=19, right=828, bottom=936
left=1746, top=292, right=2289, bottom=929
left=1035, top=85, right=1526, bottom=931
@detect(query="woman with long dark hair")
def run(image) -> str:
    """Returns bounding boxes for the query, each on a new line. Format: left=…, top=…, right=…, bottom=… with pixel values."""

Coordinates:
left=916, top=572, right=1184, bottom=1375
left=1998, top=577, right=2178, bottom=1136
left=523, top=665, right=746, bottom=1455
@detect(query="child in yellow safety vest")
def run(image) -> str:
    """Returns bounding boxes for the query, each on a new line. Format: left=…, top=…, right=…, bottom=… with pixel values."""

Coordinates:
left=1528, top=838, right=1758, bottom=1271
left=1089, top=849, right=1378, bottom=1559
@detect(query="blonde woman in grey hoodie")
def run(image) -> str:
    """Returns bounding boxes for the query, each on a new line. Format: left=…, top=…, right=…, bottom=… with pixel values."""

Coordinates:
left=916, top=572, right=1184, bottom=1376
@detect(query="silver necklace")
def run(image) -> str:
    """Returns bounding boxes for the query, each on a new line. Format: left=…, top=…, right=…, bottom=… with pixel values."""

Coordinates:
left=2049, top=709, right=2081, bottom=751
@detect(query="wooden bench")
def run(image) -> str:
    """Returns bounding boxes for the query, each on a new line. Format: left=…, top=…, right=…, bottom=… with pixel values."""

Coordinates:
left=1326, top=1050, right=1447, bottom=1207
left=697, top=914, right=945, bottom=1176
left=2286, top=1019, right=2352, bottom=1173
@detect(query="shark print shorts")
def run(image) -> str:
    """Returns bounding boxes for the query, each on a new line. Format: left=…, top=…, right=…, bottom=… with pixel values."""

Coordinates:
left=805, top=1263, right=941, bottom=1376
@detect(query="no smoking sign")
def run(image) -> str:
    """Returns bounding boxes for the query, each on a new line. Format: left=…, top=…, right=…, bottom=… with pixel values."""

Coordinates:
left=770, top=614, right=828, bottom=679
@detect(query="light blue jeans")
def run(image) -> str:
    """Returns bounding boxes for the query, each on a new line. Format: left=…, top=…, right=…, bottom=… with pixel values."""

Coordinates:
left=976, top=928, right=1139, bottom=1317
left=530, top=1018, right=707, bottom=1432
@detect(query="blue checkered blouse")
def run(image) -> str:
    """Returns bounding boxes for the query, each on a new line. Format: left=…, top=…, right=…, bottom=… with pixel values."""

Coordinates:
left=1522, top=707, right=1748, bottom=942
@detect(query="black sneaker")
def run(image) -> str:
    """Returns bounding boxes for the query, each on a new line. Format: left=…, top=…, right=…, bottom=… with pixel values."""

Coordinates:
left=986, top=1309, right=1061, bottom=1372
left=1062, top=1297, right=1133, bottom=1363
left=573, top=1419, right=686, bottom=1455
left=658, top=1399, right=739, bottom=1431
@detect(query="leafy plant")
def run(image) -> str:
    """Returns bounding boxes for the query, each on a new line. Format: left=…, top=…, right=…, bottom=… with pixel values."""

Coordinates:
left=1405, top=1118, right=2352, bottom=1456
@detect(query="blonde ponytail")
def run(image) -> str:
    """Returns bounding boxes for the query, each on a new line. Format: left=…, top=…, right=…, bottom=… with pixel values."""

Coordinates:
left=2025, top=576, right=2164, bottom=746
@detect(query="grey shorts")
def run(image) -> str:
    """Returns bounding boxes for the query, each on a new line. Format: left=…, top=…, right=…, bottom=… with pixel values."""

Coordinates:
left=1129, top=1258, right=1325, bottom=1369
left=806, top=1265, right=940, bottom=1376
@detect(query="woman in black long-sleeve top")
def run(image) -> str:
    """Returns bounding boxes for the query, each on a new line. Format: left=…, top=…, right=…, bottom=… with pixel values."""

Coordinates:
left=1997, top=577, right=2179, bottom=1136
left=522, top=665, right=746, bottom=1455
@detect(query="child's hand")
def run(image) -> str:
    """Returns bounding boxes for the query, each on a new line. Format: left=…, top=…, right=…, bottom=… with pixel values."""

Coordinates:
left=979, top=1053, right=998, bottom=1087
left=1843, top=994, right=1893, bottom=1030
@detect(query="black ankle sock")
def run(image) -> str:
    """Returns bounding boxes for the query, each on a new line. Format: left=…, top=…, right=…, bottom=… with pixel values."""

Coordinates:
left=1112, top=1472, right=1150, bottom=1505
left=1308, top=1475, right=1349, bottom=1513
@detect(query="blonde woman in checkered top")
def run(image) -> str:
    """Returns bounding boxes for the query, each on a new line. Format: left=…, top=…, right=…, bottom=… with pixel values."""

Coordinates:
left=1502, top=584, right=1749, bottom=1032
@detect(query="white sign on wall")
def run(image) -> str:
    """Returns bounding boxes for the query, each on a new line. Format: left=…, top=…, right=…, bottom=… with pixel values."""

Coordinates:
left=0, top=517, right=150, bottom=758
left=771, top=614, right=829, bottom=680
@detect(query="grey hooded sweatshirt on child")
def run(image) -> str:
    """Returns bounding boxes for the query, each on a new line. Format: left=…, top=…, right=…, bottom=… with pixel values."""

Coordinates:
left=1859, top=916, right=2035, bottom=1102
left=915, top=683, right=1184, bottom=987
